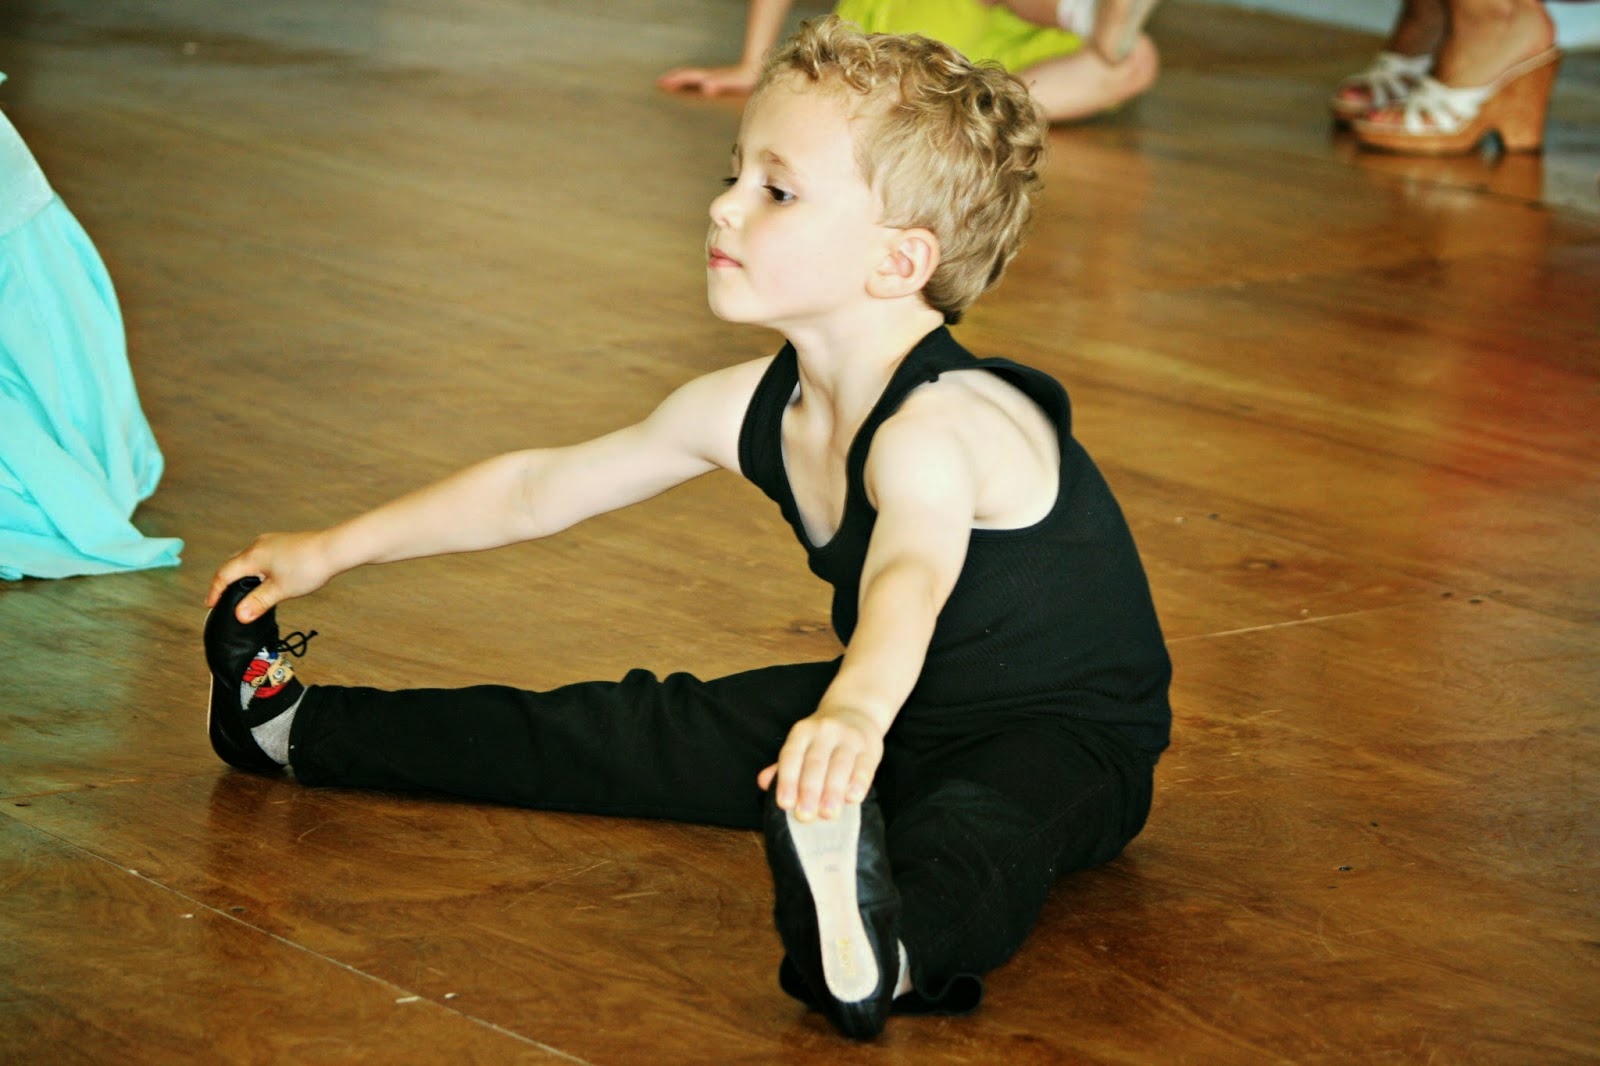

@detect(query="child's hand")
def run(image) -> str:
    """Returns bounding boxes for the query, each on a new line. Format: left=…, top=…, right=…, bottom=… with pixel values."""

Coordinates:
left=206, top=531, right=335, bottom=623
left=758, top=705, right=884, bottom=822
left=656, top=63, right=762, bottom=97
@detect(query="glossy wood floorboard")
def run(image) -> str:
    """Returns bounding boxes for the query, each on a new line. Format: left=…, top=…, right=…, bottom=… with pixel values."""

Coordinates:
left=2, top=2, right=1596, bottom=1062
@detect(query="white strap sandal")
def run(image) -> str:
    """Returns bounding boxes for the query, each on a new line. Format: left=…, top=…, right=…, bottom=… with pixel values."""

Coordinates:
left=1330, top=51, right=1433, bottom=120
left=1352, top=48, right=1561, bottom=155
left=1389, top=76, right=1490, bottom=135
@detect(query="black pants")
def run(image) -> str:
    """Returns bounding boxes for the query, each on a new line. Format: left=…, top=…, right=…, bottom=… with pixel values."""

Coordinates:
left=288, top=659, right=1154, bottom=1005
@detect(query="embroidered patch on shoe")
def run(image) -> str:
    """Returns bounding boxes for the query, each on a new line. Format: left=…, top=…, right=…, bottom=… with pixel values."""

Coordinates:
left=241, top=650, right=296, bottom=703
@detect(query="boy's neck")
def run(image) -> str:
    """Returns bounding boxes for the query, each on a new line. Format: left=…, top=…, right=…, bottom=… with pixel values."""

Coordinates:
left=784, top=302, right=947, bottom=413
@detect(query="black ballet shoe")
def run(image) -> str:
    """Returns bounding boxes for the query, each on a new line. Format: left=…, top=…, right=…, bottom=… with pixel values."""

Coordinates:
left=762, top=788, right=900, bottom=1040
left=204, top=576, right=314, bottom=773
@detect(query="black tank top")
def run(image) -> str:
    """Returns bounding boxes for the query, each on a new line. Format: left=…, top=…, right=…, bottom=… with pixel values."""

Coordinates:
left=738, top=326, right=1171, bottom=755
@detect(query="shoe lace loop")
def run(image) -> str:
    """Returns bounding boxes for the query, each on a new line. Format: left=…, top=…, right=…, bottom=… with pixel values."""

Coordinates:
left=274, top=630, right=318, bottom=657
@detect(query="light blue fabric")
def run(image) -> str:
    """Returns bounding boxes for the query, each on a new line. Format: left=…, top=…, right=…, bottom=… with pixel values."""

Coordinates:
left=0, top=80, right=182, bottom=579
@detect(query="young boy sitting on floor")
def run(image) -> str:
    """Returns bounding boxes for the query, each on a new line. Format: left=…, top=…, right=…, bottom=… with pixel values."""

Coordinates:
left=204, top=16, right=1171, bottom=1040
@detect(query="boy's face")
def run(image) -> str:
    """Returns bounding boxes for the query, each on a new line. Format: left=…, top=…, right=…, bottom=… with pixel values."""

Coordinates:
left=706, top=79, right=891, bottom=331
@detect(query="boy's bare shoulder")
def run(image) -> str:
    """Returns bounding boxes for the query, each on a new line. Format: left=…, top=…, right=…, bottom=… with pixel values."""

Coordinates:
left=650, top=353, right=776, bottom=471
left=671, top=354, right=774, bottom=419
left=890, top=368, right=1052, bottom=444
left=874, top=369, right=1059, bottom=527
left=716, top=353, right=777, bottom=391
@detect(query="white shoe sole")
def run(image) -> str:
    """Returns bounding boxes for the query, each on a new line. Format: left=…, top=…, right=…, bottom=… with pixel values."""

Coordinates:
left=787, top=804, right=879, bottom=1003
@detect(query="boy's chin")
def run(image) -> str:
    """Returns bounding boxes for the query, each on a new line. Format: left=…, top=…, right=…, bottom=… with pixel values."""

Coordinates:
left=705, top=293, right=766, bottom=327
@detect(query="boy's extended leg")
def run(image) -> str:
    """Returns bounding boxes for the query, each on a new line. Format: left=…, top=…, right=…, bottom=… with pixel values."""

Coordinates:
left=206, top=579, right=837, bottom=829
left=877, top=718, right=1156, bottom=1011
left=288, top=663, right=834, bottom=829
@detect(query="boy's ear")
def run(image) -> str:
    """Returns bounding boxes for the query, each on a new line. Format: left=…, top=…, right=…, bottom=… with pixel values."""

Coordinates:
left=867, top=228, right=940, bottom=301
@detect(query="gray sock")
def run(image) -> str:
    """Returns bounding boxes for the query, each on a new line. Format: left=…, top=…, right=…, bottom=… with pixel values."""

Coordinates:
left=249, top=692, right=303, bottom=765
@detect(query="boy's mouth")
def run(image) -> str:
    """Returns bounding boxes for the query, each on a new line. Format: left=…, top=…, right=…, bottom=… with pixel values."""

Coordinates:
left=708, top=246, right=741, bottom=269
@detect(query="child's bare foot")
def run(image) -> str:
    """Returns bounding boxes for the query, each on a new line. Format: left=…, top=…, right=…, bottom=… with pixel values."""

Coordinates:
left=1022, top=35, right=1159, bottom=123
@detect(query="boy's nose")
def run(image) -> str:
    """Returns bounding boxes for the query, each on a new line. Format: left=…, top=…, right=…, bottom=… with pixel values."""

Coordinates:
left=709, top=187, right=740, bottom=228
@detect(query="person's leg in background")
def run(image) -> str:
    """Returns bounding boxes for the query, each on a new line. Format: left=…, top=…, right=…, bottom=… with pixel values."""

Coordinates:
left=1433, top=0, right=1555, bottom=88
left=1337, top=0, right=1559, bottom=154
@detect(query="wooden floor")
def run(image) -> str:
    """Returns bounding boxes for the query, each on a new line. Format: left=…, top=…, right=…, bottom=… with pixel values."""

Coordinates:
left=3, top=1, right=1597, bottom=1061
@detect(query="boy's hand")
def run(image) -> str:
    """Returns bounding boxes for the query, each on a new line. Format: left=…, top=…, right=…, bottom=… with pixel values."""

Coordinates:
left=205, top=531, right=335, bottom=623
left=759, top=705, right=885, bottom=822
left=656, top=63, right=762, bottom=97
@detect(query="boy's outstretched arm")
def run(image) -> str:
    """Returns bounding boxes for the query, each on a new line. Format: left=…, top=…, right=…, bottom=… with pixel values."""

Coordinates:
left=759, top=416, right=977, bottom=821
left=207, top=358, right=769, bottom=623
left=657, top=0, right=794, bottom=96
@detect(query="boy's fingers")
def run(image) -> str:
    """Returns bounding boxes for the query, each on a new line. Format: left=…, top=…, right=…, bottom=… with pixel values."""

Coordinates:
left=757, top=763, right=778, bottom=791
left=237, top=583, right=277, bottom=623
left=846, top=759, right=874, bottom=804
left=819, top=748, right=861, bottom=818
left=794, top=742, right=833, bottom=820
left=773, top=730, right=810, bottom=810
left=776, top=717, right=882, bottom=818
left=207, top=561, right=250, bottom=607
left=794, top=729, right=848, bottom=820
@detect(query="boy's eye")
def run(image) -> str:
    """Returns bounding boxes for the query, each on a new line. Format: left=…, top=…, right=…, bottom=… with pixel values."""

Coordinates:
left=719, top=176, right=793, bottom=204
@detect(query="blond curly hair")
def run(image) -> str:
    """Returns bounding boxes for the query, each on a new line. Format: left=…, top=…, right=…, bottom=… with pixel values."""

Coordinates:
left=755, top=15, right=1045, bottom=324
